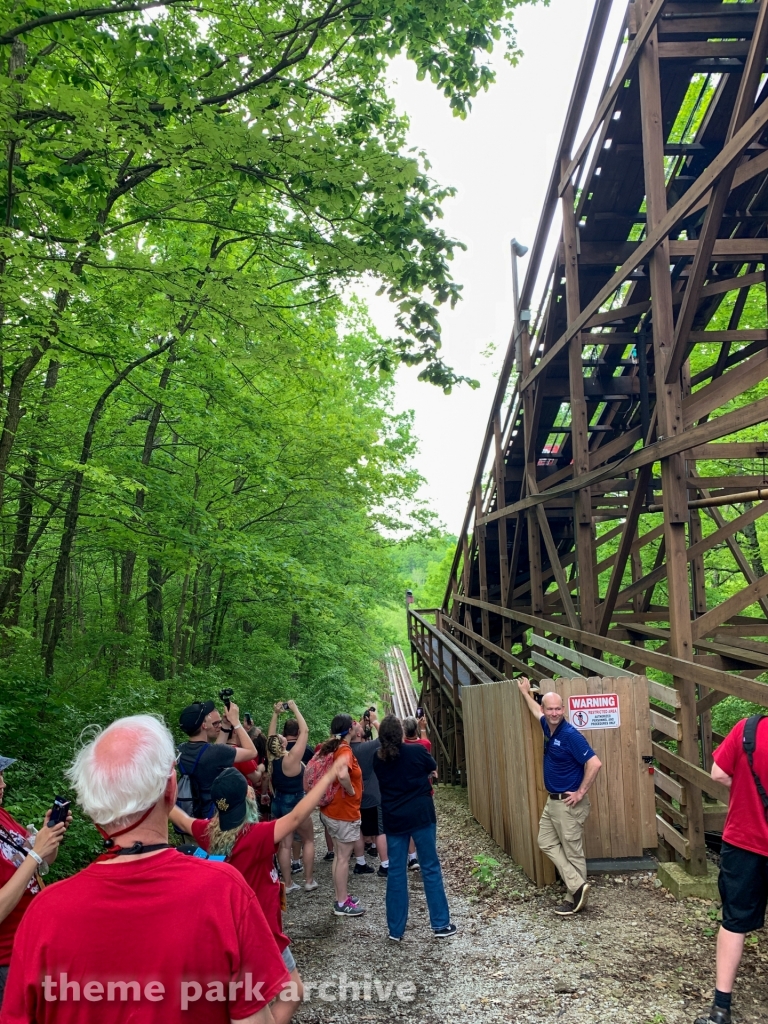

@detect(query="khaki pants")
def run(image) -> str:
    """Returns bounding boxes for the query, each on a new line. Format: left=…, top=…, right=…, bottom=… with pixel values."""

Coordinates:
left=537, top=796, right=591, bottom=899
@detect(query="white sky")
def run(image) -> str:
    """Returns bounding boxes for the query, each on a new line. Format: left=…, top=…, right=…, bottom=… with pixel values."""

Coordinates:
left=364, top=0, right=625, bottom=535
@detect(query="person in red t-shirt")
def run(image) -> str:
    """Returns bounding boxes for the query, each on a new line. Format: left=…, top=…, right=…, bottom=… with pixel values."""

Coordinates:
left=0, top=714, right=289, bottom=1024
left=316, top=715, right=364, bottom=918
left=695, top=716, right=768, bottom=1024
left=169, top=762, right=339, bottom=1024
left=0, top=756, right=69, bottom=1008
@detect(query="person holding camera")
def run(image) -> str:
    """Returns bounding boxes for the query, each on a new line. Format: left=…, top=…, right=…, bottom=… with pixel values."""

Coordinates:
left=267, top=701, right=315, bottom=891
left=0, top=756, right=70, bottom=1006
left=1, top=716, right=289, bottom=1024
left=178, top=699, right=257, bottom=818
left=170, top=761, right=340, bottom=1024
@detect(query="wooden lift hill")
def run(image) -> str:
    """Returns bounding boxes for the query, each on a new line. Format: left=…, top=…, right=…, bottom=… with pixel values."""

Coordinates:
left=409, top=0, right=768, bottom=884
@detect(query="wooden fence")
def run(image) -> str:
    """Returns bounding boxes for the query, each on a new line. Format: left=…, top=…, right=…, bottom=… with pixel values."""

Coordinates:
left=459, top=675, right=657, bottom=886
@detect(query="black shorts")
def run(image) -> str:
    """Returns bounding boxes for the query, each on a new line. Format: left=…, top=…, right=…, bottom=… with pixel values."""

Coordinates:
left=360, top=805, right=382, bottom=837
left=719, top=841, right=768, bottom=933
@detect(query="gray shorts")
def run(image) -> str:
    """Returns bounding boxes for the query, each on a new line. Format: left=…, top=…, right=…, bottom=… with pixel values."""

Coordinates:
left=320, top=813, right=361, bottom=844
left=281, top=944, right=296, bottom=973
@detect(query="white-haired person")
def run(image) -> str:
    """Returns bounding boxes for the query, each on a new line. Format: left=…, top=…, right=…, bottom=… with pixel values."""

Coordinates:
left=0, top=715, right=290, bottom=1024
left=170, top=761, right=339, bottom=1024
left=0, top=756, right=70, bottom=1008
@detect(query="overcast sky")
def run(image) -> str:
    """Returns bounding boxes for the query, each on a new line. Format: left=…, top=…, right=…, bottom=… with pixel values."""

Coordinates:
left=363, top=0, right=625, bottom=535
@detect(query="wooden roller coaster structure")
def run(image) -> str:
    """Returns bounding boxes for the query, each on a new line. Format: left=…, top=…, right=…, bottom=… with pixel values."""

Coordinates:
left=410, top=0, right=768, bottom=878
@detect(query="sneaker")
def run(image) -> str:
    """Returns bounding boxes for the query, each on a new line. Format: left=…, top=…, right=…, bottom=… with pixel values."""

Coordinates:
left=284, top=883, right=300, bottom=895
left=434, top=923, right=458, bottom=939
left=353, top=862, right=375, bottom=874
left=323, top=851, right=335, bottom=861
left=291, top=860, right=303, bottom=874
left=695, top=1008, right=731, bottom=1024
left=572, top=883, right=590, bottom=913
left=365, top=843, right=378, bottom=857
left=377, top=865, right=388, bottom=878
left=553, top=900, right=575, bottom=916
left=333, top=897, right=366, bottom=917
left=347, top=894, right=361, bottom=905
left=408, top=858, right=420, bottom=872
left=304, top=880, right=318, bottom=892
left=388, top=934, right=403, bottom=943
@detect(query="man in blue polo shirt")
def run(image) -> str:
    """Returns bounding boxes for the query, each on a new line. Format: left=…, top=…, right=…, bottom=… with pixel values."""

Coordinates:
left=518, top=678, right=602, bottom=916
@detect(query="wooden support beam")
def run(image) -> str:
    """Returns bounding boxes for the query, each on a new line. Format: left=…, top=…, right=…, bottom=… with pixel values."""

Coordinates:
left=598, top=464, right=653, bottom=634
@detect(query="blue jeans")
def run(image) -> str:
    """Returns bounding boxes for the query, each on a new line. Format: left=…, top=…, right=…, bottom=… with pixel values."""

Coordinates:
left=385, top=823, right=450, bottom=938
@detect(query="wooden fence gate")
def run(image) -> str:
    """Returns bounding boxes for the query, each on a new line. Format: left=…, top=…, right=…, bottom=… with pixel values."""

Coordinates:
left=462, top=676, right=657, bottom=886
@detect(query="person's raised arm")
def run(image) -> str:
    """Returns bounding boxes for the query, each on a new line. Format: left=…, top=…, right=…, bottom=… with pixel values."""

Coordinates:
left=517, top=677, right=543, bottom=721
left=224, top=701, right=257, bottom=762
left=280, top=700, right=308, bottom=771
left=168, top=805, right=196, bottom=836
left=268, top=702, right=281, bottom=739
left=336, top=756, right=355, bottom=796
left=272, top=764, right=341, bottom=844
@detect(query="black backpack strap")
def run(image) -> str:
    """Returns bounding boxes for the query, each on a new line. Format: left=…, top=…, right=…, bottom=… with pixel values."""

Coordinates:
left=743, top=715, right=768, bottom=823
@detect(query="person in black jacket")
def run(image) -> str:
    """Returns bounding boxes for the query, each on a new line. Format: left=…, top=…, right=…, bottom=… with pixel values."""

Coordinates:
left=373, top=715, right=456, bottom=942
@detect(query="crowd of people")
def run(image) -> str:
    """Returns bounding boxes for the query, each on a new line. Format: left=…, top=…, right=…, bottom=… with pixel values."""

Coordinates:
left=0, top=692, right=455, bottom=1023
left=0, top=679, right=765, bottom=1024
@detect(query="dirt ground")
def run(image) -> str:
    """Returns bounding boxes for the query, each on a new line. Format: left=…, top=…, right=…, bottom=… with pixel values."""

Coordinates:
left=283, top=787, right=768, bottom=1024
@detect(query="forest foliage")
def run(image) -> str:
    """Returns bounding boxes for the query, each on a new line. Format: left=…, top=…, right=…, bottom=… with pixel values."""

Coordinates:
left=0, top=0, right=543, bottom=867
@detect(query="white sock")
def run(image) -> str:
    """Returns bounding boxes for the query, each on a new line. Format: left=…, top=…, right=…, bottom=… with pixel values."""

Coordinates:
left=381, top=860, right=389, bottom=868
left=356, top=856, right=366, bottom=866
left=408, top=852, right=417, bottom=862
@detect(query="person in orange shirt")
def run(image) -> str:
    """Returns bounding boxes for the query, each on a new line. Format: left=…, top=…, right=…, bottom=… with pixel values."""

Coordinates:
left=316, top=714, right=364, bottom=917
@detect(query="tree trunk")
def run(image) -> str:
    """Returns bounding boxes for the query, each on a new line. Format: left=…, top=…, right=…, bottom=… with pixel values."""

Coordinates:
left=117, top=352, right=175, bottom=634
left=147, top=557, right=165, bottom=680
left=41, top=339, right=174, bottom=676
left=0, top=360, right=60, bottom=630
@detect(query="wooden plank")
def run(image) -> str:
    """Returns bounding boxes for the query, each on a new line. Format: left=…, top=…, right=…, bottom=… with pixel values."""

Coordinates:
left=650, top=708, right=682, bottom=740
left=531, top=633, right=640, bottom=678
left=656, top=793, right=687, bottom=829
left=654, top=769, right=684, bottom=804
left=600, top=675, right=630, bottom=858
left=458, top=596, right=768, bottom=708
left=656, top=814, right=690, bottom=858
left=691, top=574, right=768, bottom=641
left=616, top=676, right=642, bottom=857
left=632, top=675, right=658, bottom=848
left=531, top=651, right=587, bottom=679
left=652, top=742, right=731, bottom=804
left=647, top=677, right=681, bottom=708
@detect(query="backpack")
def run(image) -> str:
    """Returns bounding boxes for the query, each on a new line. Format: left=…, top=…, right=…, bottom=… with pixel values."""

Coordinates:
left=303, top=750, right=340, bottom=808
left=175, top=744, right=208, bottom=829
left=742, top=715, right=768, bottom=822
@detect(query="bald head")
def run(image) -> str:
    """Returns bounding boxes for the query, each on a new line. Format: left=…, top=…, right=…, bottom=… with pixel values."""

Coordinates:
left=540, top=691, right=565, bottom=730
left=67, top=715, right=175, bottom=829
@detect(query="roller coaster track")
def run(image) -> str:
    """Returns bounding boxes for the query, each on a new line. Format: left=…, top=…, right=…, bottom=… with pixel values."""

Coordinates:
left=382, top=646, right=418, bottom=720
left=409, top=0, right=768, bottom=879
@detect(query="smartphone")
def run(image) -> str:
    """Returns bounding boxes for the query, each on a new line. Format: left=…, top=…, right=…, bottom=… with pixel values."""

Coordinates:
left=243, top=713, right=253, bottom=727
left=282, top=702, right=290, bottom=711
left=48, top=795, right=71, bottom=827
left=416, top=708, right=424, bottom=719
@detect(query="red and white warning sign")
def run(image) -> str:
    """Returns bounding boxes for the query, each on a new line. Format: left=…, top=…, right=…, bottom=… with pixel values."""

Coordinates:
left=568, top=693, right=620, bottom=730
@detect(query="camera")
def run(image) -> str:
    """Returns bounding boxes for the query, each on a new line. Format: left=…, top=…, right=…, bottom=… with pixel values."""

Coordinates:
left=48, top=795, right=71, bottom=828
left=218, top=687, right=234, bottom=710
left=282, top=702, right=290, bottom=711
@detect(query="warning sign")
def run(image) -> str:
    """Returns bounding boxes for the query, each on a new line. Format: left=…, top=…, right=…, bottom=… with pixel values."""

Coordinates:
left=568, top=693, right=620, bottom=731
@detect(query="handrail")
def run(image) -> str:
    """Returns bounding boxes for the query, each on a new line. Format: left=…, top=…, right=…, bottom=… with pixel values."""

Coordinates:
left=408, top=610, right=496, bottom=688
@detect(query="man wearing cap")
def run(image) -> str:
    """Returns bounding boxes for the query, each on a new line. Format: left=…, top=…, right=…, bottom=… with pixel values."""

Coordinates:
left=0, top=756, right=69, bottom=1007
left=178, top=700, right=257, bottom=819
left=518, top=679, right=602, bottom=916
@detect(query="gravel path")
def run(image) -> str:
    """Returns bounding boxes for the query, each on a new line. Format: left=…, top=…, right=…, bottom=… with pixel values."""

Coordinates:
left=283, top=788, right=768, bottom=1024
